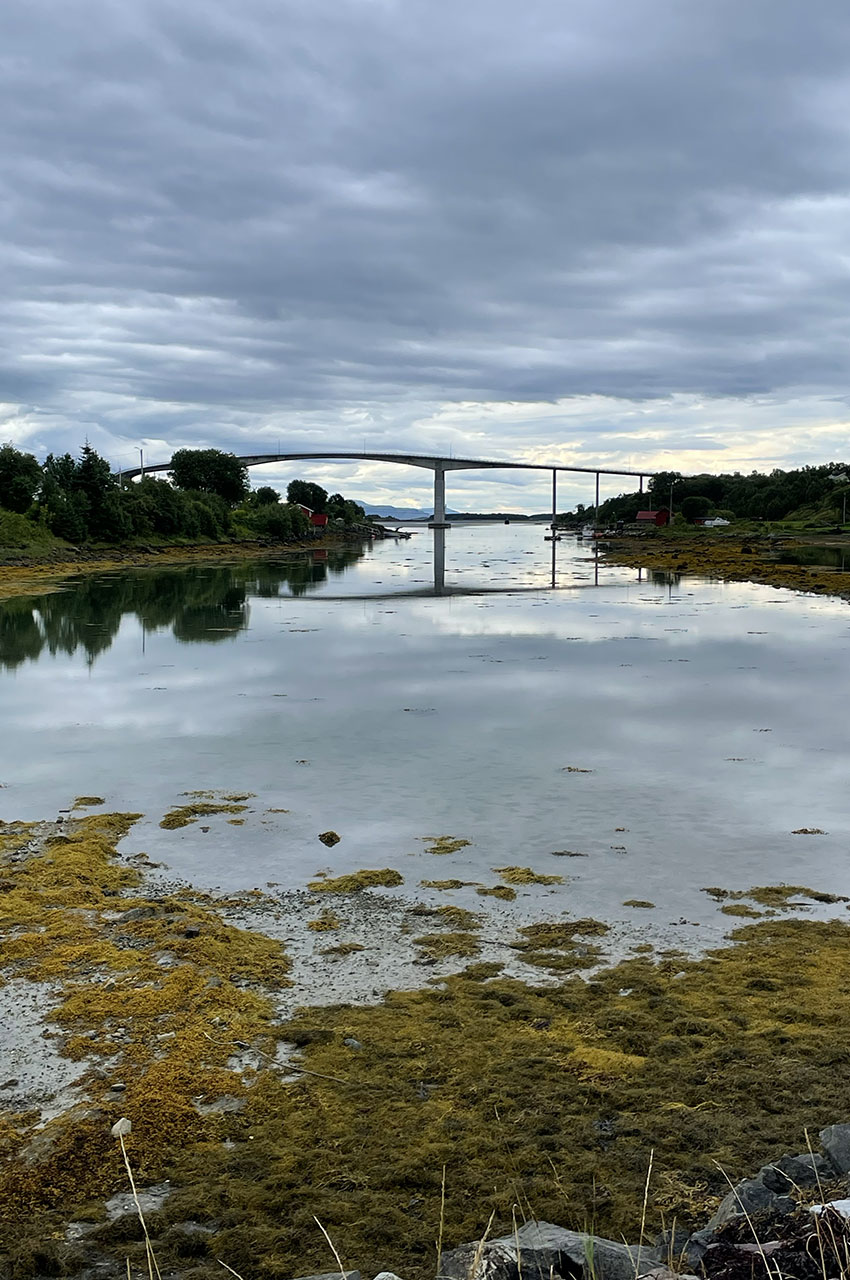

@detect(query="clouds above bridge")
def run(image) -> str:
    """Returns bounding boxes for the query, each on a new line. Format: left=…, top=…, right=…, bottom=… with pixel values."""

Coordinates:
left=2, top=0, right=850, bottom=508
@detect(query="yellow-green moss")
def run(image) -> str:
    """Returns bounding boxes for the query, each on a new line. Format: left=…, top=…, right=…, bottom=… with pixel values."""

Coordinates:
left=509, top=919, right=609, bottom=973
left=319, top=942, right=366, bottom=956
left=476, top=885, right=516, bottom=900
left=0, top=811, right=290, bottom=1249
left=182, top=789, right=255, bottom=803
left=421, top=835, right=471, bottom=856
left=623, top=899, right=655, bottom=909
left=704, top=883, right=847, bottom=910
left=419, top=879, right=477, bottom=890
left=72, top=796, right=105, bottom=808
left=600, top=532, right=850, bottom=601
left=8, top=813, right=850, bottom=1280
left=307, top=911, right=341, bottom=932
left=307, top=869, right=404, bottom=893
left=412, top=931, right=482, bottom=960
left=159, top=802, right=249, bottom=829
left=408, top=905, right=482, bottom=931
left=493, top=865, right=564, bottom=886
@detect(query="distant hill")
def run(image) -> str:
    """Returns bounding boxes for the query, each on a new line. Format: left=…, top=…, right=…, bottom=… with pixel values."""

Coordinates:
left=361, top=503, right=431, bottom=518
left=362, top=503, right=463, bottom=518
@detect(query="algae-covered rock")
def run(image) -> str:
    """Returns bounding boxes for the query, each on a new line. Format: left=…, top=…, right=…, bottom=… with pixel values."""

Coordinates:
left=307, top=869, right=403, bottom=892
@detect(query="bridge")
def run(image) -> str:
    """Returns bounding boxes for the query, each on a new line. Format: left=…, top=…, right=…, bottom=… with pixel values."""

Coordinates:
left=119, top=450, right=654, bottom=527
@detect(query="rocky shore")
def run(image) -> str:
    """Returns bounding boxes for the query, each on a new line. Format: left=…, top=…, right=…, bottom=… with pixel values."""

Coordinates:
left=599, top=530, right=850, bottom=601
left=34, top=1122, right=850, bottom=1280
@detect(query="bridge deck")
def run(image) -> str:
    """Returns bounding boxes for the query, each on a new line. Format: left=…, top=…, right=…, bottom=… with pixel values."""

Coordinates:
left=118, top=450, right=653, bottom=481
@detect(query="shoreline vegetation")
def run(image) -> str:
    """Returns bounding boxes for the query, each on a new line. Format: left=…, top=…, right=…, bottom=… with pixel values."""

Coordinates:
left=0, top=442, right=380, bottom=599
left=4, top=807, right=850, bottom=1279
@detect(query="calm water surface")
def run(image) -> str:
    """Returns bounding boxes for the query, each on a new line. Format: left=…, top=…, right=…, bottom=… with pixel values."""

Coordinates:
left=3, top=525, right=849, bottom=926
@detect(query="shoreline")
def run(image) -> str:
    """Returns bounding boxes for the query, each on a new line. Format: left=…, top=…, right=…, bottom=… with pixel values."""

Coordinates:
left=0, top=532, right=371, bottom=600
left=598, top=529, right=850, bottom=600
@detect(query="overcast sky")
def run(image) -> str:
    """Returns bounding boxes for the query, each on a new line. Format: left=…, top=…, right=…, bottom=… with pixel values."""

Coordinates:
left=2, top=0, right=850, bottom=510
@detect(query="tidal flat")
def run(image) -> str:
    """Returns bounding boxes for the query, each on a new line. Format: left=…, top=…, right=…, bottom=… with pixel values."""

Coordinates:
left=3, top=808, right=850, bottom=1280
left=3, top=526, right=850, bottom=1278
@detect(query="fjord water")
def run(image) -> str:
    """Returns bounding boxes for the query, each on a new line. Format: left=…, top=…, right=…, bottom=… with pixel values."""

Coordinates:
left=2, top=525, right=849, bottom=929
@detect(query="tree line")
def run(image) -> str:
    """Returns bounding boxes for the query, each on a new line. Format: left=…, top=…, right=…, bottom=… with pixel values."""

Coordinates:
left=564, top=462, right=850, bottom=526
left=0, top=444, right=368, bottom=545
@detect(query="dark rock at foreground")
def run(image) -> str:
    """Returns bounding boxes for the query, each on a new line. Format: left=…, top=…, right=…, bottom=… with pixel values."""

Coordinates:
left=438, top=1220, right=676, bottom=1280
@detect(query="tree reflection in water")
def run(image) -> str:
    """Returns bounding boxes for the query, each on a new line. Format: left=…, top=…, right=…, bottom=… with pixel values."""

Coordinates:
left=0, top=546, right=367, bottom=670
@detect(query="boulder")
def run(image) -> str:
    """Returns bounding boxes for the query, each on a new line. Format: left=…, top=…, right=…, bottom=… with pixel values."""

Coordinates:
left=758, top=1152, right=832, bottom=1192
left=820, top=1123, right=850, bottom=1174
left=707, top=1179, right=794, bottom=1229
left=439, top=1220, right=659, bottom=1280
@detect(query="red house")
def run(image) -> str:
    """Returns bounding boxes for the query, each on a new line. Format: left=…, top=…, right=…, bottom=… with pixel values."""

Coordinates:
left=636, top=509, right=670, bottom=527
left=297, top=504, right=329, bottom=528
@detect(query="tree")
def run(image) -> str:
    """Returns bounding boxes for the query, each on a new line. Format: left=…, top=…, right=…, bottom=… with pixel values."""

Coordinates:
left=0, top=444, right=41, bottom=513
left=251, top=502, right=310, bottom=541
left=680, top=495, right=713, bottom=522
left=286, top=479, right=328, bottom=513
left=252, top=486, right=280, bottom=506
left=170, top=449, right=249, bottom=505
left=39, top=445, right=128, bottom=542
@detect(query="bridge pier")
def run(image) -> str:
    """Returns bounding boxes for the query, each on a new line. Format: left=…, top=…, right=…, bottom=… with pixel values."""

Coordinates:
left=428, top=463, right=452, bottom=528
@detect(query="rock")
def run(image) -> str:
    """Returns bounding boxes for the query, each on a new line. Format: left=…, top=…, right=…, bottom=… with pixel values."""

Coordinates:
left=439, top=1219, right=657, bottom=1280
left=318, top=830, right=341, bottom=847
left=104, top=1181, right=170, bottom=1221
left=194, top=1094, right=246, bottom=1115
left=653, top=1227, right=691, bottom=1261
left=707, top=1179, right=795, bottom=1229
left=111, top=1116, right=132, bottom=1138
left=820, top=1123, right=850, bottom=1174
left=343, top=1037, right=363, bottom=1051
left=117, top=906, right=158, bottom=923
left=184, top=924, right=201, bottom=938
left=681, top=1229, right=716, bottom=1270
left=810, top=1198, right=850, bottom=1219
left=290, top=1273, right=360, bottom=1280
left=372, top=1273, right=404, bottom=1280
left=758, top=1152, right=832, bottom=1192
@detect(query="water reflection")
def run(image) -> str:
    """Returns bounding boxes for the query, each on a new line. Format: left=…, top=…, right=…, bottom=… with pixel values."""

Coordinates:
left=776, top=546, right=849, bottom=570
left=0, top=534, right=609, bottom=669
left=0, top=533, right=690, bottom=672
left=0, top=546, right=368, bottom=670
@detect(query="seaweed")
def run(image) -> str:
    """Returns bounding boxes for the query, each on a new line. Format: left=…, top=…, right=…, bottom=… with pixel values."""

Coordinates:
left=493, top=866, right=564, bottom=886
left=307, top=869, right=404, bottom=893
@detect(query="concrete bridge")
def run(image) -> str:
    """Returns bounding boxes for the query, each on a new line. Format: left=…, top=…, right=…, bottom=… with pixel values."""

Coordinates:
left=119, top=450, right=654, bottom=526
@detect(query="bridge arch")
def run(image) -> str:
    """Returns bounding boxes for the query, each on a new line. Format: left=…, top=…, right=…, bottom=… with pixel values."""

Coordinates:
left=119, top=450, right=653, bottom=526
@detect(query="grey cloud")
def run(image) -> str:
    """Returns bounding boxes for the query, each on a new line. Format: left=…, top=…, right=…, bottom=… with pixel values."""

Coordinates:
left=2, top=0, right=850, bottom=476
